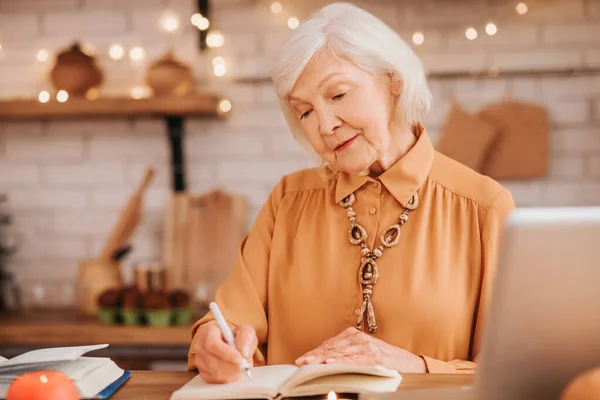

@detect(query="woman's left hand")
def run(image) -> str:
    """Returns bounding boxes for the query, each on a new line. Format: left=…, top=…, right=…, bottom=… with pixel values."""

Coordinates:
left=295, top=327, right=427, bottom=373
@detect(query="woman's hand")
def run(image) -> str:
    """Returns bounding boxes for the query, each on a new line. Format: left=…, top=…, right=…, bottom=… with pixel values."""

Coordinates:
left=295, top=327, right=427, bottom=373
left=192, top=321, right=258, bottom=384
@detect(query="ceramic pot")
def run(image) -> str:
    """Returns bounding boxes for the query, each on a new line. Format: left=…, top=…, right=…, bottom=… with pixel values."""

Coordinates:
left=50, top=42, right=103, bottom=97
left=145, top=51, right=195, bottom=96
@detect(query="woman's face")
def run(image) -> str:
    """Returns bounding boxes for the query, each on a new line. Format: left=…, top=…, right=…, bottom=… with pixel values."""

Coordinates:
left=289, top=49, right=400, bottom=175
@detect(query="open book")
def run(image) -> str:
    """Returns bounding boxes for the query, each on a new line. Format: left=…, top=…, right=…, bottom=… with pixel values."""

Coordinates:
left=170, top=363, right=402, bottom=400
left=0, top=344, right=129, bottom=399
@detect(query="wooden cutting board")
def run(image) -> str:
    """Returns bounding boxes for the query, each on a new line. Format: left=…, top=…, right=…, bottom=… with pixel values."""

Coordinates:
left=164, top=190, right=247, bottom=297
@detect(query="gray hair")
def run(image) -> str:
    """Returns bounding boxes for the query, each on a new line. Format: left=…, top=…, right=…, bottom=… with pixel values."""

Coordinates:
left=270, top=2, right=432, bottom=162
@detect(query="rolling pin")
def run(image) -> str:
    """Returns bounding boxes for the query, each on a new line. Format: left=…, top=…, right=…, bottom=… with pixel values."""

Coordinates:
left=98, top=167, right=154, bottom=264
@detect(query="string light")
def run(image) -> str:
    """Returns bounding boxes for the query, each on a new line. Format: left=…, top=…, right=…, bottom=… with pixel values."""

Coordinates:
left=37, top=49, right=49, bottom=62
left=129, top=46, right=146, bottom=61
left=38, top=91, right=50, bottom=103
left=206, top=31, right=224, bottom=48
left=214, top=64, right=227, bottom=76
left=212, top=56, right=225, bottom=66
left=465, top=27, right=478, bottom=40
left=288, top=17, right=299, bottom=29
left=191, top=13, right=203, bottom=26
left=412, top=32, right=424, bottom=45
left=485, top=23, right=497, bottom=35
left=160, top=10, right=179, bottom=32
left=109, top=44, right=125, bottom=60
left=219, top=99, right=232, bottom=113
left=271, top=2, right=283, bottom=14
left=56, top=90, right=69, bottom=103
left=130, top=86, right=148, bottom=99
left=516, top=2, right=528, bottom=14
left=327, top=392, right=337, bottom=400
left=0, top=44, right=2, bottom=52
left=196, top=17, right=209, bottom=30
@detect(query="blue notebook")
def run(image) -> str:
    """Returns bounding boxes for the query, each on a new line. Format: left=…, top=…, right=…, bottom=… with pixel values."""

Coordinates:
left=93, top=370, right=131, bottom=399
left=0, top=345, right=130, bottom=400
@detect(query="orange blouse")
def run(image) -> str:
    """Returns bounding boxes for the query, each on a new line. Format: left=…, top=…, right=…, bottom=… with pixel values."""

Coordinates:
left=188, top=127, right=515, bottom=373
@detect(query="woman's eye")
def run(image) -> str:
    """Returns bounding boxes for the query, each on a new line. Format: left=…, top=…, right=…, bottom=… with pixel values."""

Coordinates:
left=333, top=92, right=346, bottom=100
left=300, top=110, right=312, bottom=120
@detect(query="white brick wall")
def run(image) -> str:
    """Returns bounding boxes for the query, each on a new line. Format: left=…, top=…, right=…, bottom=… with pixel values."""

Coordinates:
left=1, top=0, right=600, bottom=307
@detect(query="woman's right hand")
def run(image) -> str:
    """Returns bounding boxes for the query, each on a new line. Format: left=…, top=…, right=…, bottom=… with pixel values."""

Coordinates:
left=192, top=321, right=258, bottom=384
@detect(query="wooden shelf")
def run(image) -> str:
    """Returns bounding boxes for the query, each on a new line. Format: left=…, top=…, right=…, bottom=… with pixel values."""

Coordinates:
left=0, top=93, right=224, bottom=121
left=0, top=308, right=195, bottom=346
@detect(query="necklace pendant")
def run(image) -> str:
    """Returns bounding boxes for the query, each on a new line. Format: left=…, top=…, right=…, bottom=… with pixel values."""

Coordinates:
left=358, top=258, right=379, bottom=285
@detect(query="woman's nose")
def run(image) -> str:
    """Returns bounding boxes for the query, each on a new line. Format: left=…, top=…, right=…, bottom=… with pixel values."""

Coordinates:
left=318, top=109, right=342, bottom=136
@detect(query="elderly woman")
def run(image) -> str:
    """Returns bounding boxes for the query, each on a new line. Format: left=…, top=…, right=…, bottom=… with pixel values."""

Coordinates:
left=189, top=2, right=515, bottom=383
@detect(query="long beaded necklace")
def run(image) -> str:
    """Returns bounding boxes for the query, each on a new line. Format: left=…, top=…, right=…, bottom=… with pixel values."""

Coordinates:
left=338, top=191, right=418, bottom=334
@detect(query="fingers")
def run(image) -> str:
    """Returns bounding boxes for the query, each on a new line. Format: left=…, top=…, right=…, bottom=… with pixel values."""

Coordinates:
left=192, top=322, right=248, bottom=384
left=324, top=354, right=379, bottom=366
left=234, top=325, right=258, bottom=361
left=296, top=327, right=363, bottom=365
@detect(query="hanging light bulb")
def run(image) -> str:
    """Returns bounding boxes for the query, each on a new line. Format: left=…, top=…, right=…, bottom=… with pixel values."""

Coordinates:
left=271, top=2, right=283, bottom=14
left=160, top=10, right=179, bottom=32
left=212, top=56, right=225, bottom=66
left=219, top=99, right=232, bottom=113
left=206, top=31, right=225, bottom=48
left=465, top=27, right=478, bottom=40
left=516, top=2, right=528, bottom=14
left=38, top=91, right=50, bottom=103
left=130, top=86, right=148, bottom=100
left=56, top=90, right=69, bottom=103
left=214, top=64, right=227, bottom=76
left=288, top=17, right=299, bottom=29
left=129, top=46, right=146, bottom=61
left=37, top=49, right=49, bottom=62
left=485, top=23, right=498, bottom=35
left=412, top=32, right=424, bottom=45
left=191, top=13, right=203, bottom=26
left=109, top=44, right=125, bottom=60
left=196, top=17, right=209, bottom=30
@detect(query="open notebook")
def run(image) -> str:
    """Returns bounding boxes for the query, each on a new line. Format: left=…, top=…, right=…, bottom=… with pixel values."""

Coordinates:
left=0, top=344, right=129, bottom=399
left=170, top=363, right=402, bottom=400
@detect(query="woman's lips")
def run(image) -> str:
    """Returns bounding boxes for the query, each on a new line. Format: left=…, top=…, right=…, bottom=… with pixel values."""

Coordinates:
left=335, top=135, right=358, bottom=152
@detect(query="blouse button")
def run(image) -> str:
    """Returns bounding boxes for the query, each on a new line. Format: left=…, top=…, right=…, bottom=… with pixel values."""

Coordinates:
left=369, top=207, right=377, bottom=215
left=371, top=182, right=379, bottom=189
left=355, top=308, right=361, bottom=315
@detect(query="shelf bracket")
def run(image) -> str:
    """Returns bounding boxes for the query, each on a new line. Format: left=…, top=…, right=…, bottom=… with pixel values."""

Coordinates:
left=165, top=116, right=186, bottom=193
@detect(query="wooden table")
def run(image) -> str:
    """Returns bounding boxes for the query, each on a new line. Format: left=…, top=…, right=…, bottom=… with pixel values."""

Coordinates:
left=112, top=371, right=475, bottom=400
left=0, top=309, right=196, bottom=370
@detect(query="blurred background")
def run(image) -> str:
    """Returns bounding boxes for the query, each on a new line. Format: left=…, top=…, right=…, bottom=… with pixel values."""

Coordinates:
left=0, top=0, right=598, bottom=370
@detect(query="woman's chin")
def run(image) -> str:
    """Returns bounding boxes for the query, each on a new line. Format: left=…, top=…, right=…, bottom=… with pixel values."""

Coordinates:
left=336, top=161, right=372, bottom=176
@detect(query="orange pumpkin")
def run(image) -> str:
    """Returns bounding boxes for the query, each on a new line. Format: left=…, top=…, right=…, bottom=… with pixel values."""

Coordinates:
left=7, top=371, right=79, bottom=400
left=561, top=367, right=600, bottom=400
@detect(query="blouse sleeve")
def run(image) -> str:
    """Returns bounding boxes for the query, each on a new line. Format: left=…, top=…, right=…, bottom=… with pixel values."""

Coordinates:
left=421, top=188, right=516, bottom=374
left=187, top=179, right=286, bottom=371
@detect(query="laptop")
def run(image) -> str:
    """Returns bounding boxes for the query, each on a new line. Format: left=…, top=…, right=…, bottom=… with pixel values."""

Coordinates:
left=384, top=207, right=600, bottom=400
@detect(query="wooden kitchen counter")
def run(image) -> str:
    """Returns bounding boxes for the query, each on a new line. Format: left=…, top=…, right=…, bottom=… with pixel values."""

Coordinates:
left=0, top=308, right=200, bottom=370
left=112, top=371, right=475, bottom=400
left=0, top=308, right=194, bottom=346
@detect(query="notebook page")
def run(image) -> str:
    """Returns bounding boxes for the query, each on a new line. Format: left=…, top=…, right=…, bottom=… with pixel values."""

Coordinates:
left=0, top=345, right=108, bottom=370
left=280, top=363, right=400, bottom=393
left=283, top=373, right=402, bottom=397
left=170, top=365, right=298, bottom=400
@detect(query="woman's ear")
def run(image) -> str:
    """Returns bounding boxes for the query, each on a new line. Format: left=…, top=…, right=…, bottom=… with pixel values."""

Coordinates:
left=388, top=72, right=402, bottom=96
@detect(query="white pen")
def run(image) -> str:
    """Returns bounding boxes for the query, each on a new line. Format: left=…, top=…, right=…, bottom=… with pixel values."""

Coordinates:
left=209, top=302, right=253, bottom=380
